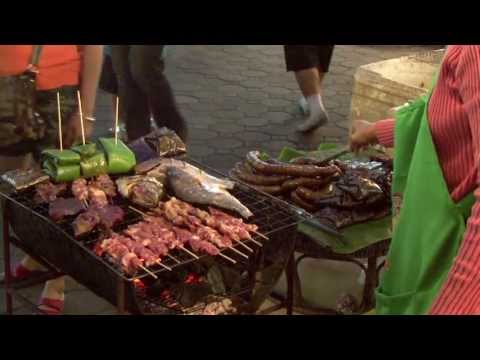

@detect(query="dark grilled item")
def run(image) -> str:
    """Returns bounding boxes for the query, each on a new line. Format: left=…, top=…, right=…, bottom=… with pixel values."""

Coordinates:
left=34, top=181, right=68, bottom=204
left=90, top=174, right=117, bottom=198
left=73, top=205, right=124, bottom=237
left=116, top=176, right=164, bottom=209
left=315, top=206, right=391, bottom=229
left=49, top=198, right=85, bottom=222
left=246, top=151, right=341, bottom=178
left=232, top=162, right=290, bottom=186
left=1, top=169, right=49, bottom=191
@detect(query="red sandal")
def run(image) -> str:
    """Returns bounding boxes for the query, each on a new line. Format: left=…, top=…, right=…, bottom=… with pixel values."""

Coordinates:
left=0, top=263, right=48, bottom=285
left=38, top=298, right=64, bottom=315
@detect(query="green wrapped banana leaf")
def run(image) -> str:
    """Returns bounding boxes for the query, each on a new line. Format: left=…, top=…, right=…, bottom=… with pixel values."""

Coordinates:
left=41, top=149, right=81, bottom=166
left=278, top=143, right=392, bottom=254
left=41, top=149, right=81, bottom=182
left=80, top=151, right=108, bottom=178
left=42, top=159, right=81, bottom=182
left=71, top=143, right=97, bottom=158
left=98, top=137, right=136, bottom=174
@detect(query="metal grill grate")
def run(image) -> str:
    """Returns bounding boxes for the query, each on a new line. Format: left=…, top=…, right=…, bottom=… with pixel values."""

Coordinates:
left=2, top=158, right=302, bottom=282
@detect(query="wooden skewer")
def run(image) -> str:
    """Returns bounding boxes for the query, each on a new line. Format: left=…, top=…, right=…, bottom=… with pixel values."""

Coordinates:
left=139, top=264, right=158, bottom=279
left=56, top=92, right=63, bottom=151
left=76, top=90, right=86, bottom=145
left=129, top=206, right=149, bottom=217
left=115, top=96, right=119, bottom=145
left=167, top=253, right=181, bottom=264
left=234, top=239, right=254, bottom=253
left=218, top=252, right=237, bottom=264
left=180, top=246, right=200, bottom=259
left=83, top=199, right=89, bottom=209
left=249, top=237, right=263, bottom=247
left=156, top=260, right=172, bottom=271
left=228, top=246, right=249, bottom=259
left=253, top=231, right=269, bottom=241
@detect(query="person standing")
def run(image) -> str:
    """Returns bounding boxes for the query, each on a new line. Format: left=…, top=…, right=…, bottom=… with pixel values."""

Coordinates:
left=350, top=46, right=480, bottom=315
left=110, top=45, right=188, bottom=142
left=284, top=45, right=334, bottom=133
left=0, top=45, right=103, bottom=314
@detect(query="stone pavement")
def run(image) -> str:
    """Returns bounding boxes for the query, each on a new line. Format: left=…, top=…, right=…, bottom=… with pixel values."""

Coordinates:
left=1, top=45, right=439, bottom=315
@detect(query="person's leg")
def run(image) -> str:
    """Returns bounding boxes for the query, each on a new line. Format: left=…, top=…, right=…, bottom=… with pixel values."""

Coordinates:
left=111, top=45, right=151, bottom=142
left=0, top=154, right=47, bottom=274
left=284, top=45, right=333, bottom=132
left=38, top=276, right=66, bottom=314
left=129, top=45, right=188, bottom=142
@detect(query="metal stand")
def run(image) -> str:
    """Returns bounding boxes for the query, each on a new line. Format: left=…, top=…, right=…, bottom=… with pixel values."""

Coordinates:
left=2, top=204, right=63, bottom=315
left=263, top=236, right=390, bottom=315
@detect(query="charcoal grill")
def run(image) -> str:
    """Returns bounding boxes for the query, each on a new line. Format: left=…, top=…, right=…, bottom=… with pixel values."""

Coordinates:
left=1, top=157, right=301, bottom=315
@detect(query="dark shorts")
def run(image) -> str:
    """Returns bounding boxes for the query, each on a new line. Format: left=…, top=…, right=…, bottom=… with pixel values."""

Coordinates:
left=284, top=45, right=335, bottom=73
left=99, top=55, right=118, bottom=95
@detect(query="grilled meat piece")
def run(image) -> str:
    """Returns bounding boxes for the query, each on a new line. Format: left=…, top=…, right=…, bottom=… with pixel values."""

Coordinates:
left=90, top=174, right=117, bottom=198
left=34, top=181, right=68, bottom=204
left=88, top=186, right=109, bottom=208
left=73, top=210, right=100, bottom=237
left=73, top=205, right=124, bottom=237
left=49, top=198, right=85, bottom=222
left=72, top=179, right=89, bottom=202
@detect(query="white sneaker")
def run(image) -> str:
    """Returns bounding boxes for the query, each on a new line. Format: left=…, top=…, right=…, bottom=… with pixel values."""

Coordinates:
left=298, top=97, right=310, bottom=115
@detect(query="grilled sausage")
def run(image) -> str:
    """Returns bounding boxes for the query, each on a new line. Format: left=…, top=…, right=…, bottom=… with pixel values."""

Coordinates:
left=248, top=183, right=285, bottom=195
left=290, top=190, right=318, bottom=212
left=233, top=163, right=290, bottom=186
left=280, top=175, right=337, bottom=192
left=296, top=185, right=336, bottom=203
left=246, top=151, right=340, bottom=177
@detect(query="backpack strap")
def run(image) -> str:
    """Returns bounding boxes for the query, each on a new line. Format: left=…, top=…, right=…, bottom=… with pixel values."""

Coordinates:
left=28, top=45, right=43, bottom=73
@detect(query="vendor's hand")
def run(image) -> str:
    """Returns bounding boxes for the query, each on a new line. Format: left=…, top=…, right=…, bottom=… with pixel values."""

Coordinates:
left=63, top=112, right=94, bottom=148
left=349, top=120, right=378, bottom=153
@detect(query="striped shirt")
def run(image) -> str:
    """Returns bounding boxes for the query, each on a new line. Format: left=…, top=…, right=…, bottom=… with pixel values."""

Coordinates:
left=375, top=45, right=480, bottom=314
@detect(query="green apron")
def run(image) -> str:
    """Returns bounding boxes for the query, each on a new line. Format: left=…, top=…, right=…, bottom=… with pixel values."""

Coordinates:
left=375, top=83, right=475, bottom=315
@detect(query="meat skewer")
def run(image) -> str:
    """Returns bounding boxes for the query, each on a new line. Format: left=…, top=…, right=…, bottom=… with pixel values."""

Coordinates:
left=165, top=198, right=254, bottom=255
left=168, top=198, right=255, bottom=252
left=127, top=206, right=239, bottom=264
left=128, top=206, right=200, bottom=259
left=72, top=178, right=89, bottom=208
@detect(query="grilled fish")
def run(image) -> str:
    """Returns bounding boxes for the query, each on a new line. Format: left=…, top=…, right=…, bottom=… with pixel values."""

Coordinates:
left=116, top=176, right=165, bottom=208
left=135, top=158, right=235, bottom=190
left=167, top=167, right=253, bottom=219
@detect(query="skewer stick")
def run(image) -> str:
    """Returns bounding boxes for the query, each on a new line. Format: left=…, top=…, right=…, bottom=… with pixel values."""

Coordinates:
left=167, top=253, right=182, bottom=264
left=248, top=236, right=263, bottom=247
left=156, top=260, right=172, bottom=271
left=83, top=199, right=89, bottom=209
left=129, top=206, right=150, bottom=218
left=234, top=239, right=254, bottom=253
left=139, top=264, right=158, bottom=279
left=56, top=92, right=63, bottom=151
left=115, top=96, right=119, bottom=145
left=253, top=231, right=269, bottom=241
left=228, top=246, right=249, bottom=259
left=180, top=246, right=200, bottom=259
left=76, top=90, right=86, bottom=145
left=218, top=252, right=237, bottom=264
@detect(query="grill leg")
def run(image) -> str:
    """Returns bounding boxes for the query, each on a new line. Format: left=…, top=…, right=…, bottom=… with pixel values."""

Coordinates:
left=285, top=253, right=295, bottom=315
left=117, top=278, right=126, bottom=315
left=359, top=256, right=378, bottom=313
left=3, top=204, right=13, bottom=315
